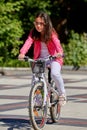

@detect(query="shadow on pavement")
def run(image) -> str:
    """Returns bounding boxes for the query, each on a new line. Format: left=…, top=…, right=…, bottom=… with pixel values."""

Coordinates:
left=0, top=118, right=31, bottom=130
left=47, top=117, right=87, bottom=127
left=0, top=117, right=87, bottom=130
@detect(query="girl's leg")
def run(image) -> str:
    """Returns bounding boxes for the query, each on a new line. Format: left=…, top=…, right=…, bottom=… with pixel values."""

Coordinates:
left=51, top=61, right=66, bottom=106
left=51, top=61, right=66, bottom=96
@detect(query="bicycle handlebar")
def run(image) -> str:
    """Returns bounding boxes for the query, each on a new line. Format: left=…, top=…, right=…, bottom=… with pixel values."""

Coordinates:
left=24, top=55, right=57, bottom=62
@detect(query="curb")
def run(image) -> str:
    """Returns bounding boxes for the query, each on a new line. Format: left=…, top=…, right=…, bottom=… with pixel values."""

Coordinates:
left=0, top=66, right=87, bottom=76
left=0, top=67, right=30, bottom=76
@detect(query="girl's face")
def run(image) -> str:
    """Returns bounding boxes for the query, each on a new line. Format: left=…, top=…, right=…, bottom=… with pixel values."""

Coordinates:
left=34, top=17, right=45, bottom=33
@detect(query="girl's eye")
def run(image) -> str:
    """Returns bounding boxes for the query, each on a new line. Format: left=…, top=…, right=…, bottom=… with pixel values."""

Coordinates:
left=34, top=22, right=45, bottom=26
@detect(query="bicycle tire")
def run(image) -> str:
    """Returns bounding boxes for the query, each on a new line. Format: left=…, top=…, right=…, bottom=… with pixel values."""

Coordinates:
left=50, top=81, right=61, bottom=123
left=28, top=81, right=47, bottom=130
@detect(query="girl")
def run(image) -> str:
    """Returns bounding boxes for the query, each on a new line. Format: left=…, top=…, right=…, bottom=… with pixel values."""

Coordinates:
left=18, top=11, right=66, bottom=106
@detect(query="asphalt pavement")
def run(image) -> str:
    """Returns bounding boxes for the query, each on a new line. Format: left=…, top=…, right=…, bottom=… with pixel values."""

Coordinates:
left=0, top=69, right=87, bottom=130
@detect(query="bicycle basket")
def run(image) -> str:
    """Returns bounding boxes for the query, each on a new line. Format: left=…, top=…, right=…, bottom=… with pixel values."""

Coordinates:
left=32, top=60, right=45, bottom=73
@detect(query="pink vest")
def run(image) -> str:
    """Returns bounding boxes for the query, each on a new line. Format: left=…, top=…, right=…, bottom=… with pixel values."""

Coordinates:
left=20, top=31, right=64, bottom=66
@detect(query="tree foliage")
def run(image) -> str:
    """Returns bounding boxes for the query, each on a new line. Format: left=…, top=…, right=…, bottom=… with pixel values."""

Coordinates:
left=0, top=0, right=87, bottom=67
left=0, top=0, right=24, bottom=66
left=0, top=0, right=52, bottom=67
left=63, top=31, right=87, bottom=67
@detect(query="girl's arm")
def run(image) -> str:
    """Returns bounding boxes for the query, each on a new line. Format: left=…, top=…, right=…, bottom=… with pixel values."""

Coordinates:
left=20, top=31, right=34, bottom=55
left=18, top=31, right=34, bottom=59
left=52, top=32, right=63, bottom=57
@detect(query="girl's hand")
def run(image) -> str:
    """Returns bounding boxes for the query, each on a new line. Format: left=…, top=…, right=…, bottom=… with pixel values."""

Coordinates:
left=55, top=53, right=63, bottom=58
left=18, top=54, right=25, bottom=60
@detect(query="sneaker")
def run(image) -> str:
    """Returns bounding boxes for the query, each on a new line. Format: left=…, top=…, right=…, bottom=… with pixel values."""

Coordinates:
left=59, top=94, right=67, bottom=106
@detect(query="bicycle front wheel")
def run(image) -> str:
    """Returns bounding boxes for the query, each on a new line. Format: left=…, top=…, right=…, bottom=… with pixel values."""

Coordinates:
left=50, top=81, right=61, bottom=123
left=29, top=82, right=47, bottom=130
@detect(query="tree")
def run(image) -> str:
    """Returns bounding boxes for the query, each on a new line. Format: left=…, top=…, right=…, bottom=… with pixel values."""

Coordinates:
left=0, top=0, right=24, bottom=66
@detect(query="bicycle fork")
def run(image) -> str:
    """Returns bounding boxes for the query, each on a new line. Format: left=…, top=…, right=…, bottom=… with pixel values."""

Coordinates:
left=42, top=78, right=52, bottom=108
left=42, top=79, right=48, bottom=106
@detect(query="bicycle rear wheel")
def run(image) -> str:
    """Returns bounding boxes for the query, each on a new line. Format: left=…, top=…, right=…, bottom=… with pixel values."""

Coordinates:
left=50, top=81, right=61, bottom=123
left=29, top=82, right=47, bottom=130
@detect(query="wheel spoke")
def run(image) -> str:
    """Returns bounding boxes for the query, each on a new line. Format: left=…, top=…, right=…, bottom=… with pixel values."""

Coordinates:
left=50, top=81, right=61, bottom=123
left=29, top=82, right=47, bottom=130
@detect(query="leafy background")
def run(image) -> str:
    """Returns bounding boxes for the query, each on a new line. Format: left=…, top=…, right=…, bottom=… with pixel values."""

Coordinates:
left=0, top=0, right=87, bottom=68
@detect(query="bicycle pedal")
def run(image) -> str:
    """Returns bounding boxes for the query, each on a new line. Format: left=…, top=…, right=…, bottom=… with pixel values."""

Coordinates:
left=51, top=100, right=58, bottom=106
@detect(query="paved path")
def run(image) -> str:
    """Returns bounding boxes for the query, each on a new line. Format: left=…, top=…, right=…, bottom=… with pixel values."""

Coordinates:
left=0, top=71, right=87, bottom=130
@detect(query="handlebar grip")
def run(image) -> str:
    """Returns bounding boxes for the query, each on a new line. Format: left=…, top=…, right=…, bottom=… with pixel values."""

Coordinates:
left=49, top=55, right=56, bottom=60
left=24, top=56, right=29, bottom=61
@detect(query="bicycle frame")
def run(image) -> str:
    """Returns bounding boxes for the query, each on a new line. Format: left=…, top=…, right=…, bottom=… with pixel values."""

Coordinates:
left=25, top=55, right=61, bottom=106
left=32, top=67, right=52, bottom=109
left=24, top=56, right=56, bottom=106
left=32, top=73, right=48, bottom=106
left=19, top=55, right=62, bottom=130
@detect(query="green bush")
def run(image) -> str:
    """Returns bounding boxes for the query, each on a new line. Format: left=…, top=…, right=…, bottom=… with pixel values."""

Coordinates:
left=0, top=0, right=51, bottom=67
left=0, top=1, right=24, bottom=67
left=1, top=59, right=29, bottom=67
left=63, top=30, right=87, bottom=67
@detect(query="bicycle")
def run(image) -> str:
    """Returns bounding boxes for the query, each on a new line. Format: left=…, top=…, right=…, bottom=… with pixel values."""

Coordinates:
left=23, top=55, right=61, bottom=130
